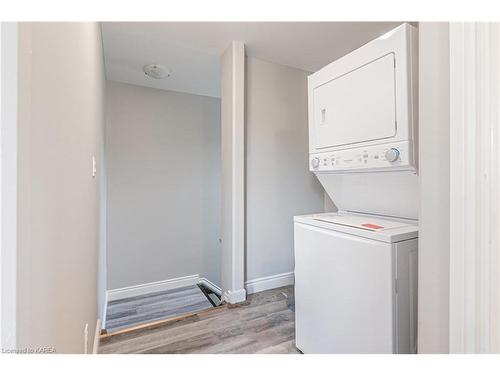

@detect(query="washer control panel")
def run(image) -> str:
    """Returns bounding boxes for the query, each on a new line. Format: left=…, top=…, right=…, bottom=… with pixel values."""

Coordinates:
left=310, top=141, right=414, bottom=172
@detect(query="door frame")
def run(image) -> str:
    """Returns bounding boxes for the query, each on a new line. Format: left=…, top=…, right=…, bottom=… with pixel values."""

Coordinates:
left=449, top=22, right=500, bottom=353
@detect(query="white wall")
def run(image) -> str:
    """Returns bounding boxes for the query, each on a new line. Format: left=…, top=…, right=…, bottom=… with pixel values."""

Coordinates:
left=106, top=81, right=221, bottom=289
left=1, top=22, right=18, bottom=350
left=245, top=56, right=325, bottom=283
left=417, top=22, right=450, bottom=354
left=16, top=22, right=105, bottom=353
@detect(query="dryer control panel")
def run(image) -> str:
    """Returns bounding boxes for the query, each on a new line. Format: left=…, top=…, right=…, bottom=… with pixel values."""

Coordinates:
left=310, top=141, right=414, bottom=173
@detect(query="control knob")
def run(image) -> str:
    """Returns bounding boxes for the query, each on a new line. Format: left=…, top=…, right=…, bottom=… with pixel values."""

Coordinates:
left=385, top=148, right=400, bottom=162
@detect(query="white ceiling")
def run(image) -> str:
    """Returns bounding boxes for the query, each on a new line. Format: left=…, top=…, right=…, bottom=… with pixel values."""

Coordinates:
left=101, top=22, right=405, bottom=98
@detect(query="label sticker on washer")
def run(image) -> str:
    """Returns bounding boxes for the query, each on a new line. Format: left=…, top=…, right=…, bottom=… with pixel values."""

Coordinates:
left=361, top=223, right=384, bottom=230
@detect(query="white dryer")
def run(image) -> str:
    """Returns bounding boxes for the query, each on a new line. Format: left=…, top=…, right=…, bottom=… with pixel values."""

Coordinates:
left=294, top=212, right=418, bottom=354
left=294, top=23, right=419, bottom=354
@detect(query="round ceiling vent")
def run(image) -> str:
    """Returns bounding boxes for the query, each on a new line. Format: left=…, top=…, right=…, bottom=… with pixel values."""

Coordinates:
left=143, top=64, right=171, bottom=79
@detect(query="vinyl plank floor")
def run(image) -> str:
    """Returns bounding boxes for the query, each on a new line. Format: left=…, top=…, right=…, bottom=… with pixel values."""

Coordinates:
left=100, top=286, right=301, bottom=354
left=105, top=285, right=213, bottom=333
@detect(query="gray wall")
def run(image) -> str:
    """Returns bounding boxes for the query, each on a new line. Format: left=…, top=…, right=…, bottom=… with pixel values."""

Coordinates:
left=245, top=57, right=325, bottom=281
left=417, top=22, right=450, bottom=353
left=106, top=81, right=221, bottom=289
left=16, top=22, right=105, bottom=353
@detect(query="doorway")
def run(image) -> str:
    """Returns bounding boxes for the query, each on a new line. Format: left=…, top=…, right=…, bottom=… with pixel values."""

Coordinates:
left=99, top=24, right=245, bottom=333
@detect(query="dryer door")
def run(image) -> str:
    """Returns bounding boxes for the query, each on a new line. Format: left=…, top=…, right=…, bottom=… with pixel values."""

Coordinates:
left=312, top=53, right=397, bottom=150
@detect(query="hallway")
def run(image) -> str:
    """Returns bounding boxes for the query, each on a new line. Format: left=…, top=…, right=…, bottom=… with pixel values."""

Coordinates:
left=99, top=287, right=299, bottom=354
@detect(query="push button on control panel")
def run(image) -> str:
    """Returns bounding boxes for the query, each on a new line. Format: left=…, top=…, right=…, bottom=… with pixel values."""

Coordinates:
left=311, top=157, right=320, bottom=169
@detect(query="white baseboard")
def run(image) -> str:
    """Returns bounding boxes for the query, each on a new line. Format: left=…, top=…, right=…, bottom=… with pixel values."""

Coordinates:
left=222, top=288, right=247, bottom=304
left=198, top=277, right=222, bottom=295
left=92, top=319, right=101, bottom=354
left=245, top=272, right=294, bottom=295
left=107, top=274, right=200, bottom=302
left=101, top=292, right=108, bottom=329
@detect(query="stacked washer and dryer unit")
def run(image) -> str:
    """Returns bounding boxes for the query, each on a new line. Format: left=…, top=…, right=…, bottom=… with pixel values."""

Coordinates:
left=294, top=23, right=419, bottom=354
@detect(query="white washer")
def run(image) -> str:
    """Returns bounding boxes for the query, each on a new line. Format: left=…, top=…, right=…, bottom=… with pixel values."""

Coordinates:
left=294, top=212, right=418, bottom=354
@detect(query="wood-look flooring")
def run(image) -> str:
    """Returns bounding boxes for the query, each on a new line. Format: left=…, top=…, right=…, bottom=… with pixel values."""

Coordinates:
left=100, top=286, right=300, bottom=354
left=105, top=285, right=213, bottom=333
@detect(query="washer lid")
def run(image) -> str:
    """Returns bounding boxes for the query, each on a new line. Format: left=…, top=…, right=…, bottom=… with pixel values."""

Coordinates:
left=294, top=212, right=418, bottom=243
